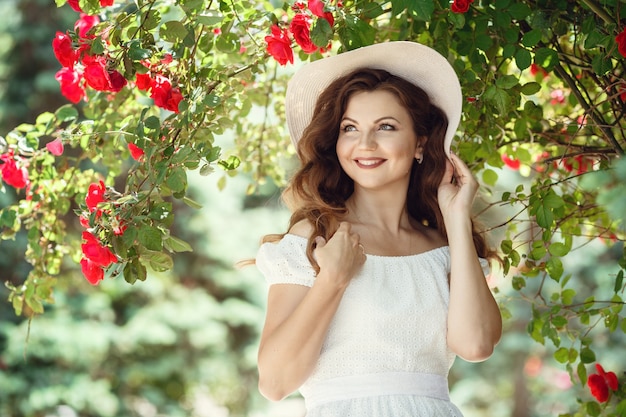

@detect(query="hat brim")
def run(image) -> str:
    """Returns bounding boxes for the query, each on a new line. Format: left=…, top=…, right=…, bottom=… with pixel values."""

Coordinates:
left=285, top=41, right=462, bottom=155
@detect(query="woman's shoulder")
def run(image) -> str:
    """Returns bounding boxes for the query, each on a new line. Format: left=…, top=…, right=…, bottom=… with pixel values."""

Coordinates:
left=288, top=219, right=315, bottom=239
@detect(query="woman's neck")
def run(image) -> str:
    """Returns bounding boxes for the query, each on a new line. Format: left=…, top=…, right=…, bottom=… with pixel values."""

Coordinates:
left=346, top=190, right=412, bottom=235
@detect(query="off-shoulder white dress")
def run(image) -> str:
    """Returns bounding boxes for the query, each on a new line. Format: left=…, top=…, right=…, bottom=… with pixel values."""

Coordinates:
left=257, top=234, right=485, bottom=417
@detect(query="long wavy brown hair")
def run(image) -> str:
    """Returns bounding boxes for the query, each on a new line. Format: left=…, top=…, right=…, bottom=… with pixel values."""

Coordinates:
left=263, top=68, right=496, bottom=272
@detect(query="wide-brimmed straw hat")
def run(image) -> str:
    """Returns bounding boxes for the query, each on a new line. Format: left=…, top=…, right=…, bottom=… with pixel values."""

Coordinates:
left=285, top=41, right=462, bottom=154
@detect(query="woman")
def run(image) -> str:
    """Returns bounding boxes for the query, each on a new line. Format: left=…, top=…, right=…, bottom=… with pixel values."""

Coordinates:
left=255, top=41, right=502, bottom=416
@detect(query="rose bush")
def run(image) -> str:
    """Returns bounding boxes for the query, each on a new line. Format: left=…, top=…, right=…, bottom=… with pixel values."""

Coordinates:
left=0, top=0, right=625, bottom=415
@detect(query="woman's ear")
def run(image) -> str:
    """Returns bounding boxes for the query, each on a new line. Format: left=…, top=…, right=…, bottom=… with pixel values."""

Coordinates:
left=414, top=136, right=427, bottom=162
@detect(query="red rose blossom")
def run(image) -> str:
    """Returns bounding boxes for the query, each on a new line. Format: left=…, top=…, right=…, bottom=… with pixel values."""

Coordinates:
left=81, top=231, right=117, bottom=267
left=290, top=14, right=318, bottom=54
left=67, top=0, right=82, bottom=12
left=501, top=154, right=521, bottom=170
left=86, top=180, right=106, bottom=213
left=265, top=25, right=293, bottom=66
left=75, top=13, right=100, bottom=39
left=55, top=67, right=85, bottom=103
left=588, top=363, right=619, bottom=403
left=616, top=28, right=626, bottom=58
left=80, top=258, right=104, bottom=285
left=0, top=151, right=29, bottom=189
left=82, top=55, right=127, bottom=92
left=451, top=0, right=474, bottom=13
left=100, top=0, right=114, bottom=6
left=150, top=75, right=183, bottom=113
left=136, top=73, right=153, bottom=91
left=52, top=32, right=78, bottom=68
left=128, top=143, right=145, bottom=161
left=308, top=0, right=334, bottom=25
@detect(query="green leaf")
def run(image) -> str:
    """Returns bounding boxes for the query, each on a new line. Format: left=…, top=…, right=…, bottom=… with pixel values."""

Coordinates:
left=507, top=3, right=531, bottom=19
left=55, top=105, right=79, bottom=122
left=159, top=20, right=189, bottom=43
left=475, top=34, right=493, bottom=52
left=310, top=18, right=333, bottom=48
left=138, top=226, right=163, bottom=251
left=139, top=250, right=174, bottom=272
left=495, top=75, right=519, bottom=89
left=197, top=11, right=223, bottom=26
left=521, top=29, right=542, bottom=47
left=615, top=270, right=624, bottom=293
left=520, top=82, right=541, bottom=95
left=514, top=48, right=532, bottom=70
left=591, top=54, right=613, bottom=75
left=408, top=0, right=435, bottom=21
left=182, top=196, right=203, bottom=209
left=482, top=168, right=498, bottom=186
left=164, top=235, right=193, bottom=253
left=548, top=242, right=569, bottom=257
left=554, top=347, right=569, bottom=363
left=561, top=288, right=576, bottom=305
left=546, top=257, right=564, bottom=281
left=166, top=167, right=187, bottom=193
left=535, top=47, right=559, bottom=70
left=218, top=155, right=241, bottom=170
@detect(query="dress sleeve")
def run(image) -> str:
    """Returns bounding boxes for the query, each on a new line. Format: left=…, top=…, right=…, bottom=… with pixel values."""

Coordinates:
left=256, top=235, right=316, bottom=287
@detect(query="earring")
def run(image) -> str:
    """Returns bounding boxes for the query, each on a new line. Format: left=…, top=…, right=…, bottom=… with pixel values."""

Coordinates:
left=416, top=157, right=423, bottom=164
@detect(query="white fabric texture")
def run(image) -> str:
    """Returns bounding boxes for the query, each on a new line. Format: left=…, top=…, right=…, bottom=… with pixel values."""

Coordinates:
left=256, top=234, right=488, bottom=416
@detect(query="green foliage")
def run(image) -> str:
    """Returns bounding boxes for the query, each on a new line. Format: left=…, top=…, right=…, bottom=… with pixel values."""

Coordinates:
left=0, top=0, right=625, bottom=415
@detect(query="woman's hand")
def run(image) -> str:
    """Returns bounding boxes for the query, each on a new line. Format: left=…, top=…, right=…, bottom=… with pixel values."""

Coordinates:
left=313, top=222, right=365, bottom=288
left=437, top=152, right=479, bottom=221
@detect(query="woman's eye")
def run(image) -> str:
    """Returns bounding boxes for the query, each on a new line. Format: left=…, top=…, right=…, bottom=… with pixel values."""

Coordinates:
left=379, top=123, right=395, bottom=131
left=342, top=125, right=357, bottom=132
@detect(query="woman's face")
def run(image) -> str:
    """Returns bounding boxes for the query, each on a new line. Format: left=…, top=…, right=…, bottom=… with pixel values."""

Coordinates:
left=336, top=89, right=422, bottom=192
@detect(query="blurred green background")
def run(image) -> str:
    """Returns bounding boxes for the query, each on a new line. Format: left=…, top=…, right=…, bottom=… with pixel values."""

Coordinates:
left=0, top=0, right=624, bottom=416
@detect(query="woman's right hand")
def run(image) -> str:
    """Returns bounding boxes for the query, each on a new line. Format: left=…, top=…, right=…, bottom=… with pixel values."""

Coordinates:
left=313, top=221, right=366, bottom=288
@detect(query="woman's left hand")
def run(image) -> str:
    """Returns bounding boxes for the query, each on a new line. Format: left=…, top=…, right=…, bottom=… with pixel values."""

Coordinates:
left=437, top=152, right=479, bottom=220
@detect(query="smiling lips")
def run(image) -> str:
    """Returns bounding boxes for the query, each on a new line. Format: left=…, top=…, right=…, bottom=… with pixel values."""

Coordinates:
left=355, top=158, right=386, bottom=168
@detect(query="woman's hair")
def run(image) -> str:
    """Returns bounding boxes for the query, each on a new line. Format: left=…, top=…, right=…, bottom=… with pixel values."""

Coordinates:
left=263, top=68, right=496, bottom=271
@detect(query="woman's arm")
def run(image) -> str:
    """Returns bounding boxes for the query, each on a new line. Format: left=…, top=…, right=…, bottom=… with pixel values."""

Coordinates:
left=438, top=153, right=502, bottom=362
left=257, top=221, right=365, bottom=400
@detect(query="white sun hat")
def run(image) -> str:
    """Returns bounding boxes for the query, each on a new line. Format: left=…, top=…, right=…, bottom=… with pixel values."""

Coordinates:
left=285, top=41, right=463, bottom=154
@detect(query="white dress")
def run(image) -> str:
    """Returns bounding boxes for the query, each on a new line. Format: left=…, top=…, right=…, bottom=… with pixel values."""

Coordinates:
left=256, top=234, right=487, bottom=416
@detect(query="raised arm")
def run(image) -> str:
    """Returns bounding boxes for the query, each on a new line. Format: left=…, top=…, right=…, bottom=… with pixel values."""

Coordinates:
left=257, top=221, right=365, bottom=400
left=437, top=152, right=502, bottom=362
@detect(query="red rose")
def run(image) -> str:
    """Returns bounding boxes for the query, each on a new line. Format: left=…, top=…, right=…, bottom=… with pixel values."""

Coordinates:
left=86, top=180, right=106, bottom=213
left=108, top=70, right=127, bottom=92
left=308, top=0, right=334, bottom=25
left=55, top=67, right=85, bottom=103
left=83, top=55, right=110, bottom=91
left=0, top=151, right=29, bottom=189
left=67, top=0, right=82, bottom=12
left=616, top=28, right=626, bottom=58
left=589, top=374, right=609, bottom=403
left=100, top=0, right=114, bottom=6
left=265, top=25, right=293, bottom=66
left=451, top=0, right=474, bottom=13
left=290, top=14, right=318, bottom=54
left=128, top=143, right=145, bottom=161
left=81, top=258, right=104, bottom=285
left=135, top=73, right=154, bottom=91
left=75, top=13, right=100, bottom=39
left=81, top=231, right=117, bottom=267
left=150, top=75, right=183, bottom=113
left=501, top=154, right=521, bottom=170
left=588, top=363, right=619, bottom=403
left=52, top=32, right=78, bottom=68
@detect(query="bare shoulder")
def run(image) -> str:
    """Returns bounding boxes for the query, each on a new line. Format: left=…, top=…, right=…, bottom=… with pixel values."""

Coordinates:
left=288, top=219, right=315, bottom=239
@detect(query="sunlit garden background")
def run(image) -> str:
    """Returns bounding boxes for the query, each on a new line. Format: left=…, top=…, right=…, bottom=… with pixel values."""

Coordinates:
left=1, top=0, right=625, bottom=416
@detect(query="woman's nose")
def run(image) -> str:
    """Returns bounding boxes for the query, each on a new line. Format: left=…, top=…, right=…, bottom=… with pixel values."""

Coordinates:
left=358, top=130, right=377, bottom=149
